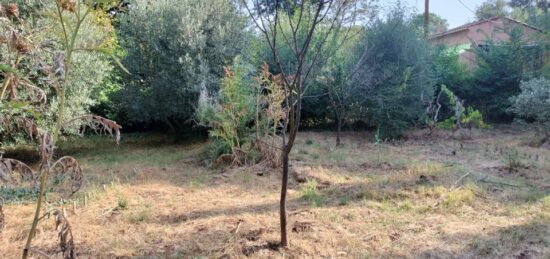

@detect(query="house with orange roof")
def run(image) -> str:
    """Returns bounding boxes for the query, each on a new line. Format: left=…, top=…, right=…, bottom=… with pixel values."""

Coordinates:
left=429, top=17, right=546, bottom=68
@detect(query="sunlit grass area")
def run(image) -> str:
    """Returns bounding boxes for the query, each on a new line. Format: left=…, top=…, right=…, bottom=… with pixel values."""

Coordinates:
left=1, top=128, right=550, bottom=258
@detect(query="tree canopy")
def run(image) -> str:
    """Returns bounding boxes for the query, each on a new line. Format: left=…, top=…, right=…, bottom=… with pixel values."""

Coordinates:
left=116, top=0, right=247, bottom=135
left=475, top=0, right=510, bottom=20
left=412, top=12, right=449, bottom=35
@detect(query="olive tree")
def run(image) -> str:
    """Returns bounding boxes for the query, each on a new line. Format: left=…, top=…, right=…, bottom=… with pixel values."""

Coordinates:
left=0, top=0, right=116, bottom=139
left=510, top=77, right=550, bottom=143
left=117, top=0, right=247, bottom=138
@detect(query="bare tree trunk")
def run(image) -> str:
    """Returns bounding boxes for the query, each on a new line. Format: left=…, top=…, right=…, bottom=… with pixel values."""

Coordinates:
left=255, top=87, right=261, bottom=144
left=455, top=99, right=463, bottom=130
left=280, top=149, right=290, bottom=247
left=164, top=118, right=178, bottom=143
left=336, top=117, right=342, bottom=146
left=241, top=0, right=353, bottom=248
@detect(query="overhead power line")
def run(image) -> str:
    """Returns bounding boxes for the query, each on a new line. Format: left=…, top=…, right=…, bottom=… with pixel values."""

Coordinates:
left=457, top=0, right=477, bottom=16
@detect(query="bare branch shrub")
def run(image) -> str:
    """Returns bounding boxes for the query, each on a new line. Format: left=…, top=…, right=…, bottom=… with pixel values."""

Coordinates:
left=241, top=0, right=361, bottom=246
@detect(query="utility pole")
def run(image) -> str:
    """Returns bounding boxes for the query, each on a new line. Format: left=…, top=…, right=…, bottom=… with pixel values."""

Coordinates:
left=424, top=0, right=430, bottom=37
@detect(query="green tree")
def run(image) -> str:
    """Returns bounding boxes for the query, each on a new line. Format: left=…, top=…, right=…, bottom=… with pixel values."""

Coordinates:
left=318, top=27, right=366, bottom=146
left=476, top=0, right=510, bottom=20
left=352, top=6, right=434, bottom=139
left=510, top=77, right=550, bottom=142
left=471, top=27, right=544, bottom=121
left=509, top=0, right=549, bottom=14
left=117, top=0, right=247, bottom=138
left=0, top=0, right=117, bottom=137
left=412, top=12, right=449, bottom=35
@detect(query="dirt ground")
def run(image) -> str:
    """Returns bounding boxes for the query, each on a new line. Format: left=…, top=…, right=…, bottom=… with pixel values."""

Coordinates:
left=1, top=127, right=549, bottom=258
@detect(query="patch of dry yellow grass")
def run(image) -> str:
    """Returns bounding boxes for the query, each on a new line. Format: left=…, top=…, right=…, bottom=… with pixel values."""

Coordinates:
left=1, top=128, right=549, bottom=258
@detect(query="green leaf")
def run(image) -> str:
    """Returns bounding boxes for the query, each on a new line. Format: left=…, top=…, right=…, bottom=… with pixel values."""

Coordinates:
left=0, top=64, right=17, bottom=74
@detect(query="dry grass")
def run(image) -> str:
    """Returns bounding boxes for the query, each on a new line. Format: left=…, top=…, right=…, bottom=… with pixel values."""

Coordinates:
left=1, top=128, right=550, bottom=258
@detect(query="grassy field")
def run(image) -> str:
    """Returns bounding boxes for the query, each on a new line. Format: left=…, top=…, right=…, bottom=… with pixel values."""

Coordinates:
left=1, top=127, right=550, bottom=258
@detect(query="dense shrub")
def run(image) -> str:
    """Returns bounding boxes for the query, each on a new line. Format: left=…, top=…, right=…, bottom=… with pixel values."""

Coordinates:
left=432, top=46, right=472, bottom=99
left=196, top=58, right=256, bottom=165
left=351, top=6, right=434, bottom=139
left=471, top=27, right=544, bottom=121
left=197, top=59, right=286, bottom=167
left=509, top=77, right=550, bottom=142
left=117, top=0, right=247, bottom=135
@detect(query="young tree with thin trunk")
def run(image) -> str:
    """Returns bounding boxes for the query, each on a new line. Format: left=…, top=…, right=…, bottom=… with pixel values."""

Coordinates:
left=241, top=0, right=366, bottom=247
left=322, top=27, right=371, bottom=146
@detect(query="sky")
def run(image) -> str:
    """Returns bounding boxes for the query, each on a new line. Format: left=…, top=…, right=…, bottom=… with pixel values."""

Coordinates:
left=404, top=0, right=488, bottom=29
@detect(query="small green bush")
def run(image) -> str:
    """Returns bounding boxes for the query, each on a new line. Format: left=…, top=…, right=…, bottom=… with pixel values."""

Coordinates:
left=510, top=77, right=550, bottom=141
left=196, top=57, right=256, bottom=165
left=117, top=196, right=129, bottom=210
left=435, top=85, right=488, bottom=130
left=301, top=180, right=325, bottom=207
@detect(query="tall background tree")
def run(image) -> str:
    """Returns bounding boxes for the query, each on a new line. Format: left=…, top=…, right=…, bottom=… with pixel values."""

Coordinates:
left=509, top=0, right=550, bottom=32
left=413, top=12, right=449, bottom=35
left=320, top=31, right=364, bottom=146
left=351, top=5, right=434, bottom=139
left=475, top=0, right=510, bottom=20
left=116, top=0, right=247, bottom=139
left=469, top=27, right=544, bottom=121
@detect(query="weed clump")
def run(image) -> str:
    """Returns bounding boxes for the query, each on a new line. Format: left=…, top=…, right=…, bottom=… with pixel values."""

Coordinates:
left=301, top=180, right=325, bottom=207
left=117, top=197, right=128, bottom=210
left=541, top=196, right=550, bottom=210
left=507, top=151, right=524, bottom=173
left=443, top=184, right=477, bottom=208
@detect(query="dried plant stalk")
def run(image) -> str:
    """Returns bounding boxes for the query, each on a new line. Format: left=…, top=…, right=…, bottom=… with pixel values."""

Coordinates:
left=0, top=158, right=36, bottom=187
left=0, top=116, right=42, bottom=140
left=0, top=197, right=4, bottom=233
left=19, top=80, right=47, bottom=104
left=255, top=63, right=286, bottom=168
left=6, top=3, right=19, bottom=19
left=64, top=115, right=122, bottom=144
left=39, top=132, right=54, bottom=165
left=17, top=2, right=124, bottom=257
left=50, top=156, right=82, bottom=196
left=34, top=209, right=76, bottom=259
